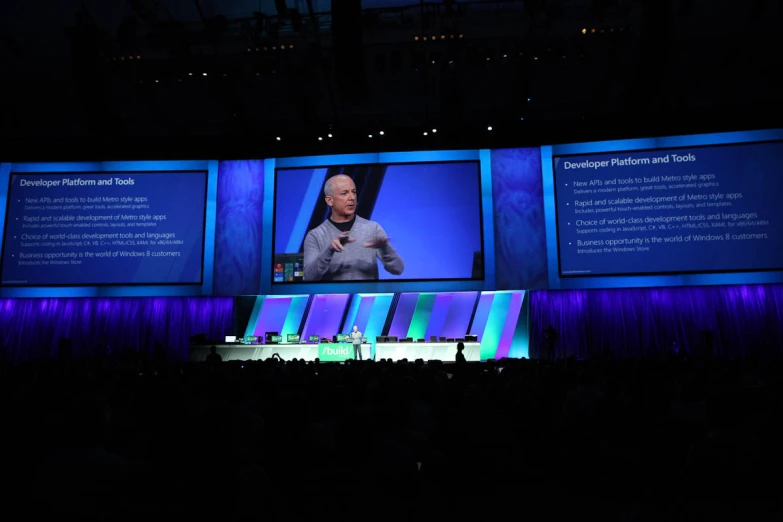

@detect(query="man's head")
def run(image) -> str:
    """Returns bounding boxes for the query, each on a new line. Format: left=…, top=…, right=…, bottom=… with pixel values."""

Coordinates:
left=324, top=174, right=356, bottom=222
left=353, top=325, right=358, bottom=332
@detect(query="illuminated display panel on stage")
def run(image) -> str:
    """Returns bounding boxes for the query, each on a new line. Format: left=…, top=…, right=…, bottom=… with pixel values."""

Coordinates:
left=264, top=150, right=497, bottom=295
left=553, top=141, right=783, bottom=278
left=3, top=130, right=783, bottom=299
left=2, top=171, right=208, bottom=286
left=242, top=290, right=529, bottom=361
left=0, top=161, right=219, bottom=298
left=541, top=128, right=783, bottom=289
left=272, top=159, right=484, bottom=284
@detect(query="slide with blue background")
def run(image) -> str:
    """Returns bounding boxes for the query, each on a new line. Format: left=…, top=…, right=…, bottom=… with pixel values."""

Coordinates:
left=2, top=171, right=207, bottom=285
left=554, top=141, right=783, bottom=277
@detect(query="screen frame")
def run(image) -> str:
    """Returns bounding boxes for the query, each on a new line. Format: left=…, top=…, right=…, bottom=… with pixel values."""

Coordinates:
left=271, top=159, right=486, bottom=286
left=552, top=139, right=783, bottom=279
left=0, top=170, right=210, bottom=287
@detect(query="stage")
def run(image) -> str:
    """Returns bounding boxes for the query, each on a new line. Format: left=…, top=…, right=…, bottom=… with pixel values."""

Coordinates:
left=189, top=341, right=481, bottom=363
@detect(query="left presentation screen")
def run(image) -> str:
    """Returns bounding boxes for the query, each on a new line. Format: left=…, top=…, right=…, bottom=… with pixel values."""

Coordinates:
left=1, top=171, right=208, bottom=286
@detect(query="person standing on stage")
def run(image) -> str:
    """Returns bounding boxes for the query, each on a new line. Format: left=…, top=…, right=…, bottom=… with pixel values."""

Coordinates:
left=350, top=325, right=364, bottom=360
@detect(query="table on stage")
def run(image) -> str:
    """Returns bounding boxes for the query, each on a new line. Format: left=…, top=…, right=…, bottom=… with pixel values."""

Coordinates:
left=189, top=343, right=369, bottom=362
left=374, top=342, right=480, bottom=362
left=189, top=341, right=480, bottom=363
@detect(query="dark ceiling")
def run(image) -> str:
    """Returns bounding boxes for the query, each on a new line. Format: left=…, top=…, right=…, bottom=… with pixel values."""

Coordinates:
left=0, top=0, right=781, bottom=160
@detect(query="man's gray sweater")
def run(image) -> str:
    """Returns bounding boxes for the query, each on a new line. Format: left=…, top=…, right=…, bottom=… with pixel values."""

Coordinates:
left=303, top=216, right=405, bottom=281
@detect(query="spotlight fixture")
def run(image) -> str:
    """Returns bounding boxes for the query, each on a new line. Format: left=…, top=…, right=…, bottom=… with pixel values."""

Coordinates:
left=487, top=126, right=493, bottom=131
left=432, top=128, right=437, bottom=133
left=423, top=131, right=428, bottom=136
left=318, top=137, right=323, bottom=141
left=328, top=133, right=333, bottom=138
left=368, top=134, right=373, bottom=138
left=379, top=131, right=385, bottom=136
left=276, top=137, right=281, bottom=141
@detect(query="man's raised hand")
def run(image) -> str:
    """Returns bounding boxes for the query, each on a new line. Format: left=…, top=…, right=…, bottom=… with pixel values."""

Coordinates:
left=363, top=236, right=390, bottom=249
left=330, top=231, right=356, bottom=252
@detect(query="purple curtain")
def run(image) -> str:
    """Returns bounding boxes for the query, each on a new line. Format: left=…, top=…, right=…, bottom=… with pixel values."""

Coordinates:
left=530, top=284, right=783, bottom=359
left=0, top=297, right=234, bottom=362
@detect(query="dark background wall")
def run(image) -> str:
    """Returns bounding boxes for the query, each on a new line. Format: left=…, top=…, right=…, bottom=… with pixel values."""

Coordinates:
left=1, top=1, right=779, bottom=157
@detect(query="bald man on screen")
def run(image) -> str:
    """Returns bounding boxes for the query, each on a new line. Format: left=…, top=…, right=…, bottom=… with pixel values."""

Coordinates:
left=303, top=174, right=404, bottom=281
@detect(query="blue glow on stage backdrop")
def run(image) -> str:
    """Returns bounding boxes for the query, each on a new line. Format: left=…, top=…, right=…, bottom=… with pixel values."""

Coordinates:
left=212, top=160, right=265, bottom=296
left=542, top=129, right=783, bottom=289
left=0, top=296, right=234, bottom=362
left=490, top=148, right=547, bottom=289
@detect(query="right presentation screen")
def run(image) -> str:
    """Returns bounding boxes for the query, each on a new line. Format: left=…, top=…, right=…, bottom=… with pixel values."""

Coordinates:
left=554, top=140, right=783, bottom=277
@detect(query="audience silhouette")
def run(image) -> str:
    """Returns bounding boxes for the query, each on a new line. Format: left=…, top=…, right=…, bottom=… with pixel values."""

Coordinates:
left=455, top=341, right=467, bottom=364
left=205, top=345, right=222, bottom=365
left=3, top=347, right=782, bottom=521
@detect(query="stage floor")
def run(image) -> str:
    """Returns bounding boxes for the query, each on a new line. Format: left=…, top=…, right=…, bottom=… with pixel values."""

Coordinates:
left=190, top=341, right=480, bottom=363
